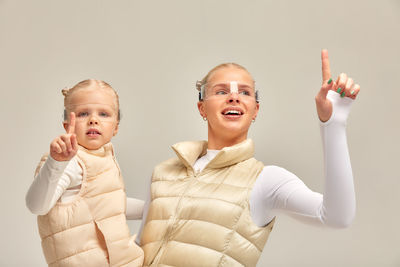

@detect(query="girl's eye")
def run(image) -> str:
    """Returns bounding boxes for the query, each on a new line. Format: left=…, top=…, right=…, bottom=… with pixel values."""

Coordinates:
left=239, top=90, right=251, bottom=96
left=77, top=112, right=88, bottom=117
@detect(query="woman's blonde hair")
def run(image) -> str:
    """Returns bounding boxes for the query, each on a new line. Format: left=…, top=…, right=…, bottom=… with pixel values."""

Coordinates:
left=62, top=79, right=121, bottom=122
left=196, top=63, right=258, bottom=102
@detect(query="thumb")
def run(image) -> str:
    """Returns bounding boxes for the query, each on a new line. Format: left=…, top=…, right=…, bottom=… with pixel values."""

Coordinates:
left=317, top=79, right=335, bottom=101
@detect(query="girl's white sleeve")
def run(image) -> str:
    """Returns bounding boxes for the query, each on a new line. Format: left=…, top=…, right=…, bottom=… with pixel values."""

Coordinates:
left=25, top=156, right=80, bottom=215
left=250, top=90, right=356, bottom=228
left=126, top=197, right=145, bottom=220
left=135, top=177, right=152, bottom=245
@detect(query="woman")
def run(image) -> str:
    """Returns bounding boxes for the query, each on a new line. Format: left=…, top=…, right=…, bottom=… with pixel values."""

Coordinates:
left=137, top=50, right=360, bottom=267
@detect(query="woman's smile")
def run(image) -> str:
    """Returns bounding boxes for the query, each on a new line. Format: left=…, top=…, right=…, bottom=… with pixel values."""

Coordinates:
left=221, top=106, right=244, bottom=120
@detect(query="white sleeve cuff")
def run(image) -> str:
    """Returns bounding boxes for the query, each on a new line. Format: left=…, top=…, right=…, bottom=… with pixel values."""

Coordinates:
left=320, top=90, right=354, bottom=127
left=45, top=154, right=70, bottom=176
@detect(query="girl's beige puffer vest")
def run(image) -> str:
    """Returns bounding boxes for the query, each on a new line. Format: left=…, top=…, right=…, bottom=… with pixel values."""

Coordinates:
left=140, top=139, right=275, bottom=267
left=35, top=143, right=144, bottom=267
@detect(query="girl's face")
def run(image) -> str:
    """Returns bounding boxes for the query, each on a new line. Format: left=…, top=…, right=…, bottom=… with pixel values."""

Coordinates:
left=197, top=67, right=259, bottom=147
left=64, top=88, right=119, bottom=150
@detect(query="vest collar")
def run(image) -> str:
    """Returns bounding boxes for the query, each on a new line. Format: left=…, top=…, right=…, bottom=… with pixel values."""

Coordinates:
left=171, top=139, right=254, bottom=170
left=77, top=142, right=114, bottom=157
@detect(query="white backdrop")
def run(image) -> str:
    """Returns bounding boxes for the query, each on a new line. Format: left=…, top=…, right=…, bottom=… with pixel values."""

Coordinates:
left=1, top=0, right=399, bottom=266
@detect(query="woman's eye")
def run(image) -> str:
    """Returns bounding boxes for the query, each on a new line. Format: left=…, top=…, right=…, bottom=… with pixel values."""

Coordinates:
left=99, top=112, right=109, bottom=117
left=216, top=90, right=228, bottom=95
left=77, top=112, right=88, bottom=117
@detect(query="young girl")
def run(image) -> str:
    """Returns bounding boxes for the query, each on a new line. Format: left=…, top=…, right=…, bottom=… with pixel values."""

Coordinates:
left=26, top=80, right=144, bottom=267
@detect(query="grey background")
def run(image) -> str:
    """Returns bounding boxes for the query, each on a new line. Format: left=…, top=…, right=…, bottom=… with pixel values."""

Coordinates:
left=1, top=0, right=399, bottom=266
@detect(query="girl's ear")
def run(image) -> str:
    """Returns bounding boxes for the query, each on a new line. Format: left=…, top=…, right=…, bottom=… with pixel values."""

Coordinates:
left=113, top=123, right=119, bottom=136
left=253, top=102, right=260, bottom=120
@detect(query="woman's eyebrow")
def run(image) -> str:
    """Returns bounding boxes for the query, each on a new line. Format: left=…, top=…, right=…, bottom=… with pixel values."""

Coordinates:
left=211, top=83, right=230, bottom=88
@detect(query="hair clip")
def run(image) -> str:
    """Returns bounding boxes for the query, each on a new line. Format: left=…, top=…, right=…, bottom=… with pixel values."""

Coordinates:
left=196, top=80, right=204, bottom=101
left=196, top=80, right=202, bottom=92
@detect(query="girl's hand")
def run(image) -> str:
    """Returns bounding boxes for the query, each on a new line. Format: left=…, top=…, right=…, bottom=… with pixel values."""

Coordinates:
left=50, top=112, right=78, bottom=161
left=315, top=49, right=361, bottom=122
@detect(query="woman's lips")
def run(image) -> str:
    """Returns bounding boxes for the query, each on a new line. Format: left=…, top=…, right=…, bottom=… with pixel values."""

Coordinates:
left=221, top=108, right=244, bottom=119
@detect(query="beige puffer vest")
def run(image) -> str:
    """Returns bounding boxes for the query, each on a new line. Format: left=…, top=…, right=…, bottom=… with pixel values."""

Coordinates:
left=140, top=139, right=275, bottom=267
left=35, top=143, right=144, bottom=267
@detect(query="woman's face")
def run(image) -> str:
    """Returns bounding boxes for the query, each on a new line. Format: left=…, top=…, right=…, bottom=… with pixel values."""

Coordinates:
left=197, top=66, right=259, bottom=146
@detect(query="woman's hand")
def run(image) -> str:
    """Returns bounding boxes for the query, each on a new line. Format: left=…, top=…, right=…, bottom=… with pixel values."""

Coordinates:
left=315, top=49, right=361, bottom=122
left=50, top=112, right=78, bottom=161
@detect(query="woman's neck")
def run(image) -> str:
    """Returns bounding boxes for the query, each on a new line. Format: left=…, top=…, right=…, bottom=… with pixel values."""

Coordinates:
left=207, top=133, right=247, bottom=150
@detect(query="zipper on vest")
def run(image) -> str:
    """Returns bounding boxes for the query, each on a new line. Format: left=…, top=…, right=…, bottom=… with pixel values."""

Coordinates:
left=152, top=214, right=174, bottom=265
left=154, top=171, right=198, bottom=265
left=167, top=171, right=197, bottom=231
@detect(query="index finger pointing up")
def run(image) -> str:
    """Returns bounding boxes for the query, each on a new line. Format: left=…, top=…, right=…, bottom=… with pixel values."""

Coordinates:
left=67, top=112, right=76, bottom=134
left=321, top=49, right=331, bottom=83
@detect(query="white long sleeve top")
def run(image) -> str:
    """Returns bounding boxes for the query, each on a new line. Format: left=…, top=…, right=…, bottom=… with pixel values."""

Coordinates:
left=27, top=90, right=355, bottom=236
left=26, top=153, right=144, bottom=220
left=135, top=91, right=356, bottom=243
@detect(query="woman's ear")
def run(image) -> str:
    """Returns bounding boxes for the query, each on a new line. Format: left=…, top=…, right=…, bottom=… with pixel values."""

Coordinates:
left=197, top=101, right=206, bottom=118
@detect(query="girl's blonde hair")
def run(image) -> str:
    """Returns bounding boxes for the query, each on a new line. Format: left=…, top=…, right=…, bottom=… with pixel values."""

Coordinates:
left=62, top=79, right=121, bottom=122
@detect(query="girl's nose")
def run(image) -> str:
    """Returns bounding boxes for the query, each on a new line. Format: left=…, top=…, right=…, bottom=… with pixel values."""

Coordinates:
left=88, top=115, right=99, bottom=125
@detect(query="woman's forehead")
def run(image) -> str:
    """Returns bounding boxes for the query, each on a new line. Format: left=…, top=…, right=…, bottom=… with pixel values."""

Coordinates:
left=208, top=67, right=254, bottom=85
left=210, top=81, right=253, bottom=87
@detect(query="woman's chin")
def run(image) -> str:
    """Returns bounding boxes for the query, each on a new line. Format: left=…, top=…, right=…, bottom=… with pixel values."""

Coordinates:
left=223, top=120, right=251, bottom=132
left=215, top=126, right=249, bottom=140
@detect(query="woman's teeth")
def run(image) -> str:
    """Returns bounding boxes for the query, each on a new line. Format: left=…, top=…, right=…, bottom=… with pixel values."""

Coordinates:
left=224, top=110, right=242, bottom=115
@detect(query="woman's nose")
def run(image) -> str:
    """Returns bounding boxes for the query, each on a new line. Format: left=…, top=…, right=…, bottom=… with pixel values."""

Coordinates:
left=227, top=93, right=240, bottom=103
